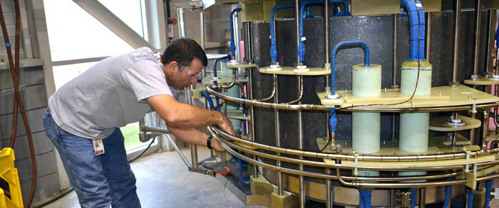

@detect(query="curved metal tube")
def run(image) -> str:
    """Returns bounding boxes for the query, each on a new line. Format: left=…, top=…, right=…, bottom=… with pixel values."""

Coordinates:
left=209, top=125, right=499, bottom=162
left=255, top=73, right=276, bottom=102
left=284, top=76, right=304, bottom=104
left=207, top=86, right=499, bottom=112
left=215, top=135, right=499, bottom=187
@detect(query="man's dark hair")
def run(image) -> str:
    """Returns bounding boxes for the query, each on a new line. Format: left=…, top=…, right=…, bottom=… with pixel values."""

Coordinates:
left=161, top=38, right=208, bottom=67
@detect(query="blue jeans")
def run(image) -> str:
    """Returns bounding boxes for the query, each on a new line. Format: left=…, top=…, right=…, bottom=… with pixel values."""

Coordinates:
left=43, top=108, right=141, bottom=208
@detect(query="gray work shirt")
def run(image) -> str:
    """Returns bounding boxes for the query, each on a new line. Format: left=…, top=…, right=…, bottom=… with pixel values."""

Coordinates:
left=48, top=47, right=172, bottom=139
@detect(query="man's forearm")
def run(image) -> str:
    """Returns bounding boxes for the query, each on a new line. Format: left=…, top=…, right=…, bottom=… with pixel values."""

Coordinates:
left=168, top=126, right=208, bottom=146
left=166, top=102, right=223, bottom=129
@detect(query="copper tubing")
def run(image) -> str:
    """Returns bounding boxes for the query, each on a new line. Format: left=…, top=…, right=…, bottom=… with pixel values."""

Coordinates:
left=0, top=1, right=37, bottom=207
left=209, top=126, right=499, bottom=162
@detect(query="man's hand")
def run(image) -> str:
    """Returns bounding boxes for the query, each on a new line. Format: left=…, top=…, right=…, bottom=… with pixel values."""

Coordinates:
left=211, top=138, right=225, bottom=152
left=217, top=112, right=235, bottom=136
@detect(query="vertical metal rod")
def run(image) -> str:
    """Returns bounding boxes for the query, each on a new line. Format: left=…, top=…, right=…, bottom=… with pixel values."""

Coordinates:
left=274, top=74, right=283, bottom=195
left=200, top=11, right=205, bottom=49
left=200, top=11, right=206, bottom=77
left=234, top=11, right=242, bottom=62
left=419, top=188, right=426, bottom=208
left=324, top=0, right=330, bottom=64
left=390, top=189, right=395, bottom=208
left=249, top=68, right=258, bottom=177
left=452, top=0, right=461, bottom=86
left=295, top=0, right=301, bottom=65
left=298, top=76, right=305, bottom=208
left=485, top=10, right=493, bottom=73
left=392, top=14, right=398, bottom=141
left=473, top=0, right=482, bottom=75
left=426, top=12, right=432, bottom=62
left=244, top=23, right=253, bottom=63
left=393, top=14, right=398, bottom=87
left=482, top=108, right=489, bottom=152
left=177, top=8, right=186, bottom=38
left=326, top=169, right=332, bottom=208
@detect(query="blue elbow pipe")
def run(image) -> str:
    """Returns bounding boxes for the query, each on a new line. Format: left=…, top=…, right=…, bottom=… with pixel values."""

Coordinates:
left=411, top=188, right=416, bottom=208
left=213, top=55, right=230, bottom=78
left=359, top=190, right=372, bottom=208
left=298, top=0, right=350, bottom=63
left=330, top=41, right=370, bottom=96
left=201, top=92, right=215, bottom=110
left=400, top=0, right=425, bottom=61
left=270, top=4, right=294, bottom=63
left=230, top=8, right=242, bottom=58
left=484, top=179, right=493, bottom=208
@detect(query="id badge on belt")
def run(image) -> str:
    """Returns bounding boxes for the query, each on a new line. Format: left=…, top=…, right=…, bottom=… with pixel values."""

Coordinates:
left=93, top=139, right=105, bottom=155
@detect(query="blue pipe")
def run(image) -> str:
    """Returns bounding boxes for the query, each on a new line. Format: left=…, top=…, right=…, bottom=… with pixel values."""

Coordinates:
left=270, top=4, right=294, bottom=63
left=495, top=23, right=499, bottom=48
left=305, top=7, right=312, bottom=18
left=411, top=188, right=416, bottom=208
left=484, top=179, right=493, bottom=208
left=230, top=8, right=242, bottom=58
left=330, top=41, right=371, bottom=96
left=467, top=188, right=474, bottom=208
left=359, top=190, right=372, bottom=208
left=443, top=178, right=451, bottom=208
left=237, top=158, right=250, bottom=184
left=329, top=109, right=337, bottom=134
left=200, top=92, right=215, bottom=110
left=298, top=0, right=349, bottom=62
left=213, top=55, right=230, bottom=78
left=400, top=0, right=425, bottom=61
left=298, top=0, right=349, bottom=63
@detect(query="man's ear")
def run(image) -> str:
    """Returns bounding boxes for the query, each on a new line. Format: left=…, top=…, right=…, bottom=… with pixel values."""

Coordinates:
left=164, top=61, right=177, bottom=73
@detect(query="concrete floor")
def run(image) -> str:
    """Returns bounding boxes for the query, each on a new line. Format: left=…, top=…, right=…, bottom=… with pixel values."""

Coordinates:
left=45, top=147, right=249, bottom=208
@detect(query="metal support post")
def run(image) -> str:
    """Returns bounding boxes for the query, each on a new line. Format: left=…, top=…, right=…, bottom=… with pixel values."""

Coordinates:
left=451, top=0, right=461, bottom=87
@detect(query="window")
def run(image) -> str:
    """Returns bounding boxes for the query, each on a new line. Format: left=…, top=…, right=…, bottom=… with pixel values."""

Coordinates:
left=44, top=0, right=151, bottom=150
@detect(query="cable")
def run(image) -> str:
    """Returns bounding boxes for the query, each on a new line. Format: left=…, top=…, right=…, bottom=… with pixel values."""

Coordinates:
left=0, top=1, right=38, bottom=207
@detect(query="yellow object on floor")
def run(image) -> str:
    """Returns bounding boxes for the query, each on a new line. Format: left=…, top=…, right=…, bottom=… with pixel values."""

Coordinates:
left=0, top=148, right=23, bottom=208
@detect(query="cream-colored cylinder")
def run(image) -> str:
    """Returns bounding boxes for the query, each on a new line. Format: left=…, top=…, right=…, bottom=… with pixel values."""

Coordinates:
left=352, top=113, right=380, bottom=153
left=400, top=60, right=433, bottom=95
left=352, top=64, right=382, bottom=155
left=352, top=64, right=381, bottom=97
left=399, top=112, right=430, bottom=153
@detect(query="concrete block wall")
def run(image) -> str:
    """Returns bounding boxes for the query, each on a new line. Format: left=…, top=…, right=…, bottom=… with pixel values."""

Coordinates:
left=0, top=0, right=25, bottom=59
left=0, top=0, right=60, bottom=204
left=0, top=66, right=60, bottom=204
